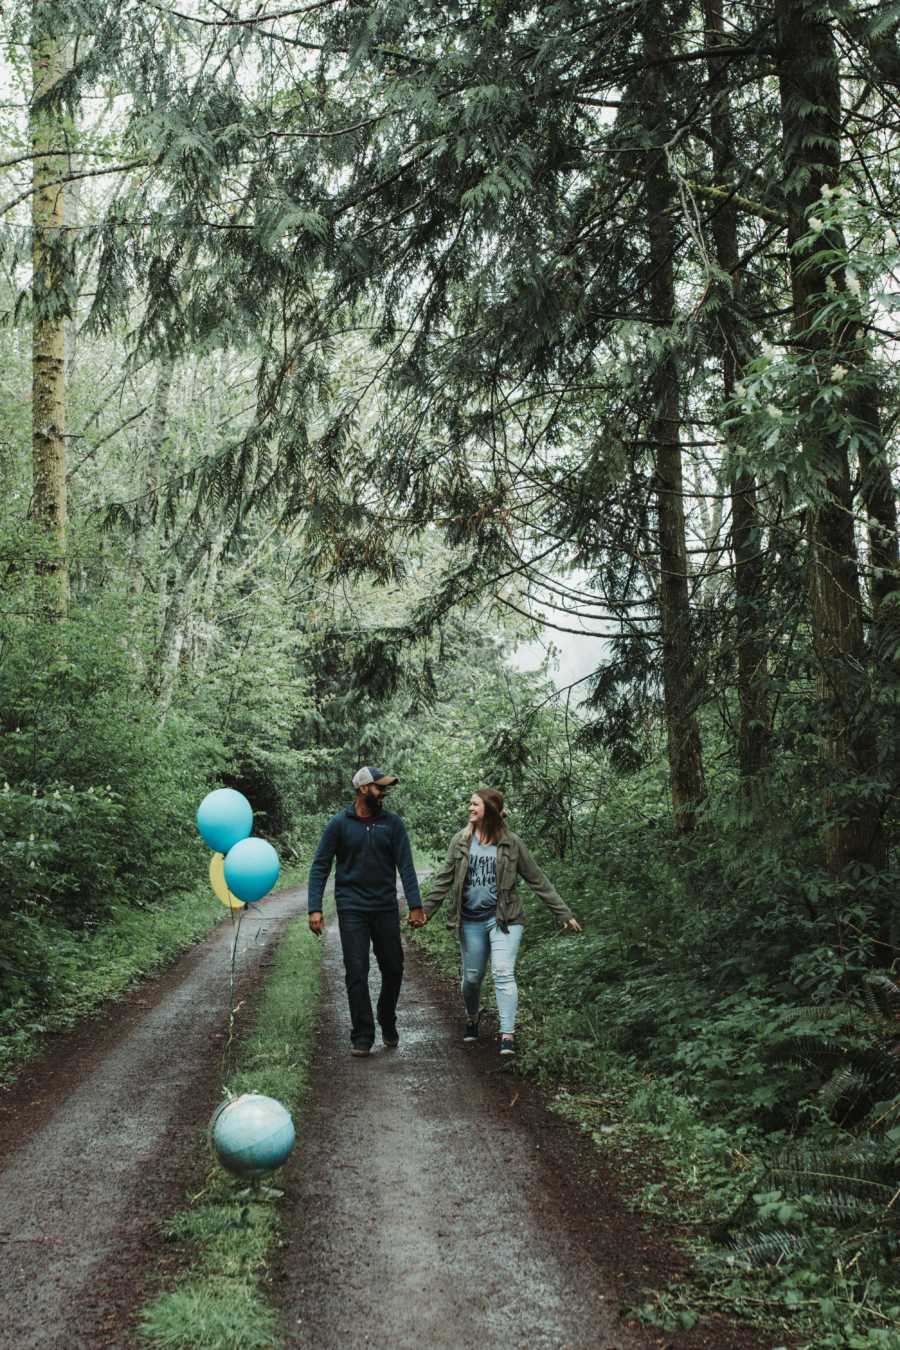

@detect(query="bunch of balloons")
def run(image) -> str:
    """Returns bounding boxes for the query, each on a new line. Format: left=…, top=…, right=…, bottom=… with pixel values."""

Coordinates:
left=196, top=788, right=280, bottom=909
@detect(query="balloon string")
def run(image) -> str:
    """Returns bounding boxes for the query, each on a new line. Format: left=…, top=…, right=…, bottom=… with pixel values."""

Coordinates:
left=218, top=894, right=275, bottom=1085
left=222, top=901, right=246, bottom=1083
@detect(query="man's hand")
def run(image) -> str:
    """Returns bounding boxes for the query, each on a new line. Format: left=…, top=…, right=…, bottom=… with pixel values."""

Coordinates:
left=308, top=911, right=325, bottom=936
left=407, top=907, right=427, bottom=928
left=562, top=917, right=582, bottom=933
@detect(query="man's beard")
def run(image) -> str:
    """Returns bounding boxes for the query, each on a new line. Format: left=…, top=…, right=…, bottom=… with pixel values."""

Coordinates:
left=368, top=791, right=385, bottom=814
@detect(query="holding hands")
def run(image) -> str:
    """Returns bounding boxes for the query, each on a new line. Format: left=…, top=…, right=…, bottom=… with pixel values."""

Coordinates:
left=408, top=907, right=428, bottom=928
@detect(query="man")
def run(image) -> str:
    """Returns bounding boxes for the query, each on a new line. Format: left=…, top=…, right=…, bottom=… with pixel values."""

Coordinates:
left=308, top=766, right=426, bottom=1056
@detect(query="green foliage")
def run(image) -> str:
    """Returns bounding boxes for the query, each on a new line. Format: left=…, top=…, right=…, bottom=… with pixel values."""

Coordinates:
left=0, top=594, right=223, bottom=1026
left=0, top=516, right=322, bottom=1044
left=413, top=688, right=900, bottom=1347
left=0, top=605, right=222, bottom=924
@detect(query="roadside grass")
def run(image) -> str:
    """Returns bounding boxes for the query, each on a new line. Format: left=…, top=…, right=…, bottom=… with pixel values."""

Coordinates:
left=139, top=906, right=322, bottom=1350
left=0, top=862, right=311, bottom=1084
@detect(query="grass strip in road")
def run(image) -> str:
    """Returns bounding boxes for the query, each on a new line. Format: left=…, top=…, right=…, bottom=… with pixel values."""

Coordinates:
left=139, top=909, right=321, bottom=1350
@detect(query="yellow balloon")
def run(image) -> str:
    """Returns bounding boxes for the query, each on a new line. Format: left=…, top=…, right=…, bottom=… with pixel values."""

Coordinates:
left=210, top=852, right=244, bottom=909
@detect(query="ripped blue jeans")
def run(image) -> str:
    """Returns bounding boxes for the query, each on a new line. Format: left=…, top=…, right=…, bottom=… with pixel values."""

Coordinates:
left=459, top=917, right=524, bottom=1034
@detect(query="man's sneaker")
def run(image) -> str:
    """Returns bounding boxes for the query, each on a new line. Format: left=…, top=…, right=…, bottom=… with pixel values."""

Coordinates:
left=382, top=1028, right=399, bottom=1048
left=463, top=1017, right=480, bottom=1043
left=350, top=1045, right=372, bottom=1057
left=499, top=1035, right=515, bottom=1057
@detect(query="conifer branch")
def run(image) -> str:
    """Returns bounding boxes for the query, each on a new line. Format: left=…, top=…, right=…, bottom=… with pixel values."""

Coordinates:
left=0, top=159, right=151, bottom=219
left=138, top=0, right=340, bottom=26
left=682, top=180, right=786, bottom=223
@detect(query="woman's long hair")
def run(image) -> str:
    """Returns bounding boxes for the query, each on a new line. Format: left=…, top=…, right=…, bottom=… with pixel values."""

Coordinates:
left=473, top=787, right=506, bottom=845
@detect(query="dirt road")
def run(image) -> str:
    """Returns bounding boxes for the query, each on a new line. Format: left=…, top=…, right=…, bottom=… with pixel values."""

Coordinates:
left=0, top=886, right=307, bottom=1349
left=0, top=892, right=774, bottom=1350
left=273, top=922, right=670, bottom=1350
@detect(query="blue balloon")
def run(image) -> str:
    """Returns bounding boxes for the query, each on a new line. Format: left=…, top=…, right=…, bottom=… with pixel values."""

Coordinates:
left=210, top=1093, right=295, bottom=1178
left=196, top=789, right=253, bottom=853
left=223, top=836, right=280, bottom=903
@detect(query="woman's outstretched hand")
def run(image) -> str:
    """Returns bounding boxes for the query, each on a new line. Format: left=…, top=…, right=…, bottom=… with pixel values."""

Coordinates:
left=562, top=917, right=582, bottom=933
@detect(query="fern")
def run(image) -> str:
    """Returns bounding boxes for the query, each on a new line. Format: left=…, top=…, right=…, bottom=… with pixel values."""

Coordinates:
left=723, top=1229, right=817, bottom=1269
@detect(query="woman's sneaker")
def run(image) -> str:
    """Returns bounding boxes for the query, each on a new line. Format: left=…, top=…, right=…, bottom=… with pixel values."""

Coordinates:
left=499, top=1035, right=515, bottom=1057
left=463, top=1016, right=480, bottom=1043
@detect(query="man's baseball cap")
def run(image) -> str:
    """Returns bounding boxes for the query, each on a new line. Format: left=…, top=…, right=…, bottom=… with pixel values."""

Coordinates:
left=352, top=766, right=399, bottom=789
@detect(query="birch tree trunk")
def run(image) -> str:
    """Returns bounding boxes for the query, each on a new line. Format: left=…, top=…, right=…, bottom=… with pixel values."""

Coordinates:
left=31, top=0, right=68, bottom=620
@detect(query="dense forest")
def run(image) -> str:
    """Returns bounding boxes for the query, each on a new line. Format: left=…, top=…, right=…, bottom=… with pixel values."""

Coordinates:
left=1, top=1, right=899, bottom=1344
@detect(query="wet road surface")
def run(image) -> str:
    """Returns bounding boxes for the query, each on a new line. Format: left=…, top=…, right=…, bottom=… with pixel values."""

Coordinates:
left=273, top=917, right=651, bottom=1350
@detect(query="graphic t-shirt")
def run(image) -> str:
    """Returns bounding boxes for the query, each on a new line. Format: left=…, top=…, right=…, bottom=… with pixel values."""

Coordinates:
left=461, top=838, right=498, bottom=920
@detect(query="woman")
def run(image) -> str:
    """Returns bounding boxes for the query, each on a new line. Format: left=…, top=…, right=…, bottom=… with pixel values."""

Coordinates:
left=420, top=788, right=581, bottom=1056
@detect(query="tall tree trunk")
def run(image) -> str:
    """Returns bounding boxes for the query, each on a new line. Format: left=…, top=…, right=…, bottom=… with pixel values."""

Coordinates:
left=64, top=39, right=79, bottom=389
left=154, top=539, right=208, bottom=713
left=775, top=0, right=880, bottom=875
left=31, top=0, right=68, bottom=619
left=65, top=174, right=81, bottom=387
left=156, top=605, right=186, bottom=726
left=146, top=358, right=175, bottom=492
left=703, top=0, right=770, bottom=792
left=643, top=13, right=707, bottom=833
left=130, top=357, right=175, bottom=599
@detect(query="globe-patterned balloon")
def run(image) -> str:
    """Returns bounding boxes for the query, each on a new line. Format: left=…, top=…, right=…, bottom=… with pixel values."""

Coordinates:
left=210, top=1093, right=296, bottom=1178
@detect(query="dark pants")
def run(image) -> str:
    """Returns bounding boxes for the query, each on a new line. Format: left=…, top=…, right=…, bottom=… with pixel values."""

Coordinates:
left=337, top=908, right=404, bottom=1048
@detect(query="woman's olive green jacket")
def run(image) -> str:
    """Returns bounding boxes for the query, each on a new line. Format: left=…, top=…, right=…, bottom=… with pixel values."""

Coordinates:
left=422, top=827, right=574, bottom=934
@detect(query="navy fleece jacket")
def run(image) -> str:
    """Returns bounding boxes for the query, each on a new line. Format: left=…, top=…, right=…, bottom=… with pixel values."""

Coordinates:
left=307, top=804, right=422, bottom=914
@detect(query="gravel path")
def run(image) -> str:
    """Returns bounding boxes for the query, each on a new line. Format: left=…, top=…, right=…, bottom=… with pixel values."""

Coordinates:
left=0, top=886, right=307, bottom=1349
left=272, top=918, right=652, bottom=1350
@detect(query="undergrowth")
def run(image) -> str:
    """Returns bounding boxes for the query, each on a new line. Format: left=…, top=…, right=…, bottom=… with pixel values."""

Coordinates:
left=139, top=908, right=321, bottom=1350
left=414, top=804, right=900, bottom=1350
